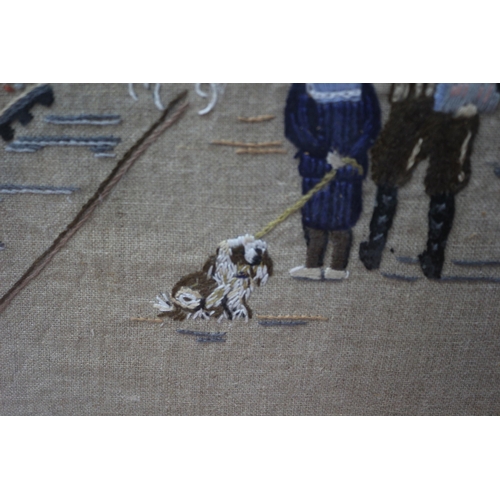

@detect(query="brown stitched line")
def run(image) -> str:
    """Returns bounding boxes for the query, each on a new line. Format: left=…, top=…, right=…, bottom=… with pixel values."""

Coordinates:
left=237, top=115, right=276, bottom=123
left=236, top=148, right=287, bottom=155
left=0, top=91, right=189, bottom=315
left=211, top=140, right=282, bottom=148
left=256, top=315, right=329, bottom=322
left=130, top=317, right=164, bottom=323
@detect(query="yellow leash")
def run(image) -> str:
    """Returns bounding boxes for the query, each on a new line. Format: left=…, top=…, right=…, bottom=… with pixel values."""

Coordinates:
left=255, top=156, right=362, bottom=239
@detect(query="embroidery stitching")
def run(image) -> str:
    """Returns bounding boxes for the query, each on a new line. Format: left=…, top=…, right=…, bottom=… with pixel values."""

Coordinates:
left=0, top=84, right=54, bottom=141
left=154, top=234, right=273, bottom=322
left=360, top=83, right=499, bottom=280
left=44, top=114, right=122, bottom=126
left=6, top=136, right=121, bottom=156
left=0, top=90, right=189, bottom=316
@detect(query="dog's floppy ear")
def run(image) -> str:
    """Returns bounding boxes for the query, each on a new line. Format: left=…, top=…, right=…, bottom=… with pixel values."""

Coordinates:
left=202, top=254, right=217, bottom=276
left=262, top=251, right=274, bottom=277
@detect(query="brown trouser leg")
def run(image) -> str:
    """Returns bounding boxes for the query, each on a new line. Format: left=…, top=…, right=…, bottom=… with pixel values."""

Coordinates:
left=304, top=227, right=328, bottom=268
left=330, top=230, right=353, bottom=270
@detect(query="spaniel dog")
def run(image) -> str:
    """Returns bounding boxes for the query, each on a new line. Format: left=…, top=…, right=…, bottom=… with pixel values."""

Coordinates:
left=154, top=234, right=273, bottom=321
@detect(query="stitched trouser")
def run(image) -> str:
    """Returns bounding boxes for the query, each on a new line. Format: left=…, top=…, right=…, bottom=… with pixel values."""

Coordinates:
left=304, top=226, right=352, bottom=270
left=371, top=97, right=480, bottom=195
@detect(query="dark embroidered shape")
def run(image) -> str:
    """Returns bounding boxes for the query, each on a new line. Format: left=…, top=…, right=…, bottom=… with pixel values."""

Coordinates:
left=0, top=84, right=54, bottom=141
left=284, top=83, right=381, bottom=280
left=44, top=114, right=122, bottom=126
left=359, top=83, right=499, bottom=280
left=154, top=234, right=273, bottom=321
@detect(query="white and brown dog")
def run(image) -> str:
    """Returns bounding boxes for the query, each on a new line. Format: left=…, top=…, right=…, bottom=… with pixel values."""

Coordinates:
left=154, top=234, right=273, bottom=321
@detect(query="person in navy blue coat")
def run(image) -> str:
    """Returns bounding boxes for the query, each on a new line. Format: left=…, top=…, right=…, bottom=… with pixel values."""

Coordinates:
left=285, top=83, right=381, bottom=280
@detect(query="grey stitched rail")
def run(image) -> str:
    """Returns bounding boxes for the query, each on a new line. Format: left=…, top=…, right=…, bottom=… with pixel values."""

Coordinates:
left=6, top=136, right=121, bottom=156
left=396, top=256, right=419, bottom=264
left=258, top=320, right=308, bottom=326
left=452, top=260, right=500, bottom=267
left=381, top=272, right=420, bottom=282
left=44, top=114, right=122, bottom=125
left=440, top=276, right=500, bottom=283
left=0, top=184, right=78, bottom=195
left=176, top=329, right=227, bottom=343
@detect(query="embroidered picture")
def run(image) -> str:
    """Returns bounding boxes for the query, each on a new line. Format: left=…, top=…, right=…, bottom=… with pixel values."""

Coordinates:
left=359, top=83, right=499, bottom=279
left=154, top=235, right=273, bottom=321
left=284, top=83, right=381, bottom=280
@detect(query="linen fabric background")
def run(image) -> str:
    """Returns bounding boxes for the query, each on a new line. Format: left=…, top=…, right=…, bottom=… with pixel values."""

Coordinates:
left=0, top=83, right=498, bottom=415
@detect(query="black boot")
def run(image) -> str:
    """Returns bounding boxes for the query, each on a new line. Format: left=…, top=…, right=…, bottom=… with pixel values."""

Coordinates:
left=359, top=184, right=398, bottom=270
left=418, top=193, right=455, bottom=280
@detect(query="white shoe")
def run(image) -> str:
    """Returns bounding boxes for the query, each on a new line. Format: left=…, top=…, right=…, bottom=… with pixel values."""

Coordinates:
left=289, top=265, right=323, bottom=280
left=323, top=267, right=349, bottom=280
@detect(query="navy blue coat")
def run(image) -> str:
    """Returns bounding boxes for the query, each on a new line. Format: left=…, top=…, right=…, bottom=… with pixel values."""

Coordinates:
left=285, top=83, right=381, bottom=231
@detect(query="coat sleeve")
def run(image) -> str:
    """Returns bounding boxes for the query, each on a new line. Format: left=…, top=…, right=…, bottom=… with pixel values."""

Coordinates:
left=284, top=84, right=329, bottom=155
left=347, top=83, right=381, bottom=161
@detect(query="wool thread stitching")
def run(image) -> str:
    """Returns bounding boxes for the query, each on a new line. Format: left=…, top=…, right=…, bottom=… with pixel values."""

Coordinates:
left=0, top=185, right=78, bottom=195
left=155, top=234, right=273, bottom=322
left=236, top=148, right=287, bottom=155
left=258, top=320, right=308, bottom=326
left=440, top=276, right=500, bottom=283
left=0, top=90, right=189, bottom=315
left=256, top=314, right=328, bottom=322
left=44, top=114, right=122, bottom=126
left=6, top=136, right=121, bottom=156
left=0, top=84, right=54, bottom=141
left=128, top=83, right=165, bottom=111
left=381, top=272, right=420, bottom=282
left=452, top=260, right=500, bottom=267
left=254, top=157, right=363, bottom=240
left=238, top=115, right=275, bottom=123
left=396, top=256, right=419, bottom=264
left=195, top=83, right=226, bottom=115
left=211, top=140, right=282, bottom=148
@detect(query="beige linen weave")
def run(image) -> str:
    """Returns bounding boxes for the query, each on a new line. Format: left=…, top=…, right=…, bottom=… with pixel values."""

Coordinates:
left=0, top=83, right=499, bottom=415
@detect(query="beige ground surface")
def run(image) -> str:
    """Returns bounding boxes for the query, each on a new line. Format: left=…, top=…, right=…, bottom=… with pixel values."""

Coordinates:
left=0, top=83, right=499, bottom=415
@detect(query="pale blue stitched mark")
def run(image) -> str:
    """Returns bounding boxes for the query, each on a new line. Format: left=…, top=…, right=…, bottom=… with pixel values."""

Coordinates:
left=195, top=83, right=226, bottom=115
left=44, top=114, right=122, bottom=125
left=452, top=260, right=500, bottom=267
left=396, top=256, right=419, bottom=264
left=6, top=136, right=121, bottom=156
left=0, top=184, right=79, bottom=195
left=196, top=337, right=226, bottom=343
left=381, top=272, right=420, bottom=282
left=128, top=83, right=164, bottom=110
left=94, top=153, right=116, bottom=158
left=440, top=276, right=500, bottom=283
left=259, top=320, right=308, bottom=326
left=176, top=329, right=226, bottom=343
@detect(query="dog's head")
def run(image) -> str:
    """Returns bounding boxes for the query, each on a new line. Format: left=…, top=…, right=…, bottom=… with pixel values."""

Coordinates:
left=215, top=234, right=273, bottom=285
